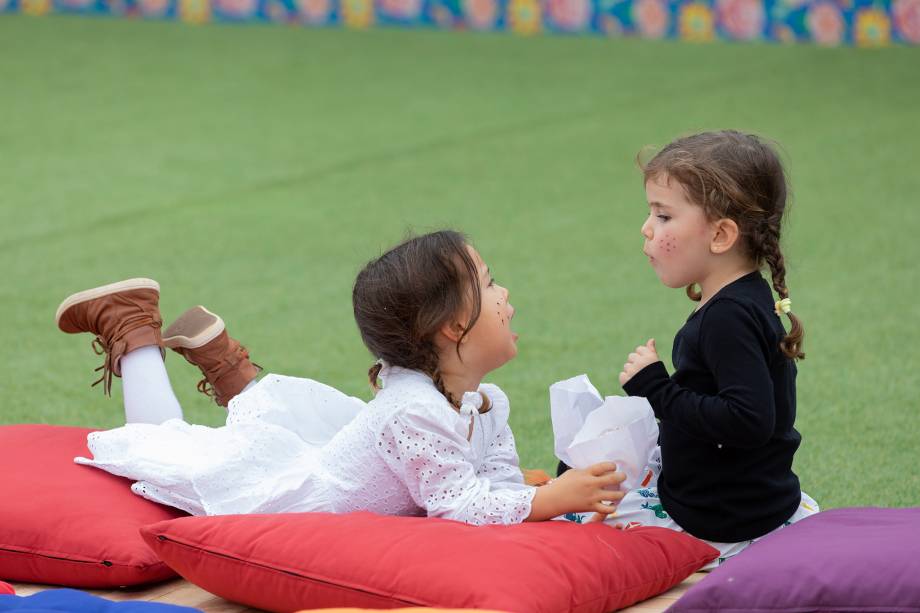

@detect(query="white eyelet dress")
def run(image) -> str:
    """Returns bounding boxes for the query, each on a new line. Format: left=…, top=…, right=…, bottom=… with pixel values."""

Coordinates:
left=75, top=366, right=536, bottom=525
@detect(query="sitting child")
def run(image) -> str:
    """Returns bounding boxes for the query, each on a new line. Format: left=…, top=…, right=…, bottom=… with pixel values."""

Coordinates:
left=561, top=131, right=819, bottom=567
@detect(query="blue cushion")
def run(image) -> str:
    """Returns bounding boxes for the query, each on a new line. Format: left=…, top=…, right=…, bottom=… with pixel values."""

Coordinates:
left=0, top=589, right=201, bottom=612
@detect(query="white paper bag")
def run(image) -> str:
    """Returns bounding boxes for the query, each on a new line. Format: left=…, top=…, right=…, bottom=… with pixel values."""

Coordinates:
left=550, top=374, right=658, bottom=491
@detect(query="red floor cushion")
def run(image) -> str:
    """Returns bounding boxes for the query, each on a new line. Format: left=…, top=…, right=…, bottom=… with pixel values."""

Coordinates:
left=141, top=512, right=718, bottom=613
left=0, top=424, right=186, bottom=588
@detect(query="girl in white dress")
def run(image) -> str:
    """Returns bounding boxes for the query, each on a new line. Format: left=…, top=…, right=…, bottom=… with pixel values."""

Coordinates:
left=59, top=230, right=626, bottom=525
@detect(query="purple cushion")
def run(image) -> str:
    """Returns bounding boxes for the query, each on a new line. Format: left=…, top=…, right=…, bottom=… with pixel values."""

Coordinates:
left=670, top=507, right=920, bottom=613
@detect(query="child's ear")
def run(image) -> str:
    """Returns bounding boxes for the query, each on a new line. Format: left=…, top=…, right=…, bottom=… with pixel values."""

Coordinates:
left=438, top=319, right=467, bottom=344
left=710, top=218, right=740, bottom=254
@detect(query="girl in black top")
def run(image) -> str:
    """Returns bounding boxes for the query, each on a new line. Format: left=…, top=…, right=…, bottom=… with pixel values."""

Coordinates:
left=564, top=131, right=818, bottom=567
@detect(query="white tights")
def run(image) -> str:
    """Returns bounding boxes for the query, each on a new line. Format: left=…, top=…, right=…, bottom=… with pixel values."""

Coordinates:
left=120, top=346, right=184, bottom=424
left=119, top=345, right=256, bottom=424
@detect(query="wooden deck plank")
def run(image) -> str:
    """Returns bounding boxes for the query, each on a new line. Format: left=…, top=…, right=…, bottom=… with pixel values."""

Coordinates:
left=149, top=582, right=253, bottom=611
left=97, top=580, right=189, bottom=602
left=5, top=583, right=44, bottom=597
left=619, top=572, right=704, bottom=613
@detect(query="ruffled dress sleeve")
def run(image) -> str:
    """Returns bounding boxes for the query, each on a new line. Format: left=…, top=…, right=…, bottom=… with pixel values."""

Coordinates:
left=375, top=399, right=535, bottom=526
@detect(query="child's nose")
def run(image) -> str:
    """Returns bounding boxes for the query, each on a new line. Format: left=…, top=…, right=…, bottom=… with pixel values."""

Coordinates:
left=641, top=217, right=654, bottom=239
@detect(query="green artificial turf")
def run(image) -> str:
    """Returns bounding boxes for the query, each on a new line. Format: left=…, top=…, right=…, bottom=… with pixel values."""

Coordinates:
left=1, top=14, right=918, bottom=508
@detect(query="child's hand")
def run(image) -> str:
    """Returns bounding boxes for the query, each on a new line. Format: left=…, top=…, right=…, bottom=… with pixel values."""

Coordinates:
left=527, top=462, right=626, bottom=521
left=554, top=462, right=626, bottom=516
left=618, top=339, right=659, bottom=386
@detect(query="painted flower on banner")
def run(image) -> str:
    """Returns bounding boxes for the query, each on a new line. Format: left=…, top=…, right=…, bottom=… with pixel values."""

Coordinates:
left=107, top=0, right=136, bottom=14
left=463, top=0, right=498, bottom=29
left=632, top=0, right=668, bottom=38
left=380, top=0, right=423, bottom=19
left=215, top=0, right=257, bottom=17
left=855, top=7, right=890, bottom=45
left=600, top=13, right=623, bottom=35
left=716, top=0, right=763, bottom=39
left=773, top=23, right=795, bottom=42
left=806, top=1, right=844, bottom=45
left=105, top=0, right=130, bottom=9
left=893, top=0, right=920, bottom=42
left=509, top=0, right=540, bottom=32
left=180, top=0, right=210, bottom=22
left=679, top=2, right=714, bottom=41
left=139, top=0, right=170, bottom=16
left=22, top=0, right=51, bottom=14
left=264, top=0, right=288, bottom=21
left=297, top=0, right=330, bottom=22
left=430, top=3, right=455, bottom=27
left=342, top=0, right=373, bottom=27
left=59, top=0, right=95, bottom=10
left=547, top=0, right=591, bottom=31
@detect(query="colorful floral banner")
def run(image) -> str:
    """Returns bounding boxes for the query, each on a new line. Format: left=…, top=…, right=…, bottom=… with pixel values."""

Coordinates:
left=3, top=0, right=918, bottom=45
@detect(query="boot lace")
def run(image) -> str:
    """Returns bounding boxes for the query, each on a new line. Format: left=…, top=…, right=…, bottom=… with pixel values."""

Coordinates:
left=90, top=306, right=162, bottom=396
left=195, top=345, right=262, bottom=405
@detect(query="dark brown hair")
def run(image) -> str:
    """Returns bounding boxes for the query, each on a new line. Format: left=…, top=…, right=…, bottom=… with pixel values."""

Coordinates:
left=353, top=230, right=483, bottom=407
left=639, top=130, right=805, bottom=360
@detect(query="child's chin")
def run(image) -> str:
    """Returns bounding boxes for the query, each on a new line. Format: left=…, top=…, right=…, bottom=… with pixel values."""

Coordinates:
left=496, top=346, right=518, bottom=368
left=661, top=276, right=687, bottom=289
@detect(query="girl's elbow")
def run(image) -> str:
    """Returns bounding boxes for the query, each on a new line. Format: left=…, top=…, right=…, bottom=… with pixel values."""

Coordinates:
left=733, top=420, right=775, bottom=448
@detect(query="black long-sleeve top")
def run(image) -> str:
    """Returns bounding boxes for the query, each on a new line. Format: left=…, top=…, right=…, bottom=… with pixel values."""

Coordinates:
left=622, top=271, right=802, bottom=543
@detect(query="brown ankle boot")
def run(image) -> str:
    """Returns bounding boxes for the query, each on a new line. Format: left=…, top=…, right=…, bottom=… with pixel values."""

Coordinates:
left=163, top=306, right=261, bottom=407
left=55, top=278, right=165, bottom=396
